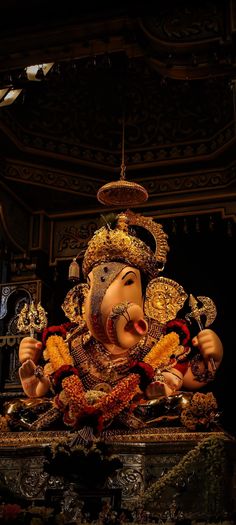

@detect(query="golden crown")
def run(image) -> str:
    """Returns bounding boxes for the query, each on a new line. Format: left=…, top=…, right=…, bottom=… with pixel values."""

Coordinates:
left=82, top=210, right=169, bottom=279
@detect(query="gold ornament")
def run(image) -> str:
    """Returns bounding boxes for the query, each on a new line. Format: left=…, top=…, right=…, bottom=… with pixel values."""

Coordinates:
left=185, top=294, right=217, bottom=328
left=82, top=210, right=169, bottom=279
left=145, top=277, right=188, bottom=323
left=17, top=301, right=47, bottom=337
left=68, top=258, right=80, bottom=281
left=97, top=117, right=148, bottom=207
left=62, top=283, right=89, bottom=326
left=97, top=179, right=148, bottom=206
left=185, top=294, right=217, bottom=371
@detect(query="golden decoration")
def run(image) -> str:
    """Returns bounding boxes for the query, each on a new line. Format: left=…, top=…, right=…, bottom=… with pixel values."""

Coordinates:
left=62, top=283, right=89, bottom=325
left=144, top=332, right=185, bottom=370
left=97, top=179, right=148, bottom=206
left=185, top=294, right=217, bottom=371
left=0, top=429, right=226, bottom=447
left=124, top=209, right=169, bottom=267
left=186, top=294, right=217, bottom=328
left=82, top=210, right=169, bottom=279
left=17, top=301, right=48, bottom=337
left=145, top=277, right=188, bottom=323
left=97, top=117, right=148, bottom=206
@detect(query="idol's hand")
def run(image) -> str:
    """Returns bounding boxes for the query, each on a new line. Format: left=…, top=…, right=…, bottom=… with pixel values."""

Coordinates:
left=145, top=380, right=172, bottom=399
left=19, top=337, right=42, bottom=364
left=19, top=359, right=50, bottom=398
left=162, top=369, right=184, bottom=391
left=192, top=328, right=223, bottom=371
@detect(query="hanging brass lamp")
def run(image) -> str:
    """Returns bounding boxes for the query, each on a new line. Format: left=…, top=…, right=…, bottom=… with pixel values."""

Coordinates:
left=97, top=119, right=148, bottom=206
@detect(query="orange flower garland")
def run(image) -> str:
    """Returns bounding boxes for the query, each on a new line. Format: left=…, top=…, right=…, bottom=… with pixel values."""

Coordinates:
left=144, top=332, right=184, bottom=369
left=44, top=331, right=186, bottom=432
left=62, top=375, right=86, bottom=406
left=96, top=373, right=140, bottom=427
left=43, top=334, right=73, bottom=371
left=55, top=371, right=141, bottom=431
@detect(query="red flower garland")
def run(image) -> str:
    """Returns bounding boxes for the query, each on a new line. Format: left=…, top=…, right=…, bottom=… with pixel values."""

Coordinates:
left=52, top=364, right=79, bottom=393
left=129, top=361, right=154, bottom=391
left=42, top=322, right=74, bottom=347
left=165, top=319, right=190, bottom=346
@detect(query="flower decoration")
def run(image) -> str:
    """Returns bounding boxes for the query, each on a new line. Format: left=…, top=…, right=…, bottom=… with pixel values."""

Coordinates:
left=180, top=391, right=219, bottom=431
left=42, top=322, right=73, bottom=347
left=43, top=329, right=193, bottom=432
left=43, top=334, right=73, bottom=372
left=0, top=503, right=22, bottom=522
left=129, top=361, right=154, bottom=391
left=143, top=331, right=186, bottom=369
left=52, top=364, right=79, bottom=393
left=165, top=318, right=191, bottom=346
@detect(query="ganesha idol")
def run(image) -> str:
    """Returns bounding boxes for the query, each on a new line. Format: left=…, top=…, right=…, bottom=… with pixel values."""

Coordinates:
left=17, top=210, right=223, bottom=433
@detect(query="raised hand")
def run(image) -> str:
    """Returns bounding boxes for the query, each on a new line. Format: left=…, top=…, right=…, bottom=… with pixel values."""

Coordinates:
left=192, top=328, right=223, bottom=372
left=19, top=359, right=50, bottom=398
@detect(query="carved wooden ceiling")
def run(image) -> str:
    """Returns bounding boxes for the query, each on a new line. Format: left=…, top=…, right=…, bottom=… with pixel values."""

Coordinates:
left=0, top=0, right=236, bottom=219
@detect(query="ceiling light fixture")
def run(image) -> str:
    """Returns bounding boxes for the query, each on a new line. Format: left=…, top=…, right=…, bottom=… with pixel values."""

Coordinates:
left=25, top=62, right=54, bottom=81
left=0, top=88, right=22, bottom=107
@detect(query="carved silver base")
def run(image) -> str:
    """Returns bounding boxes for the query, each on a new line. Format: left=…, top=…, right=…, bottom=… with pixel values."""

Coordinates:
left=0, top=428, right=235, bottom=520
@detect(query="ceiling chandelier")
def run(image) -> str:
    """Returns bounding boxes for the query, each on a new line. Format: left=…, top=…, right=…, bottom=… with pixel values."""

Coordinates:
left=97, top=117, right=148, bottom=206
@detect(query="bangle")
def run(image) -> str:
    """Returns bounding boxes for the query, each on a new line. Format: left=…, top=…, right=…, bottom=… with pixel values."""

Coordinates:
left=154, top=371, right=165, bottom=383
left=162, top=369, right=183, bottom=381
left=190, top=354, right=215, bottom=382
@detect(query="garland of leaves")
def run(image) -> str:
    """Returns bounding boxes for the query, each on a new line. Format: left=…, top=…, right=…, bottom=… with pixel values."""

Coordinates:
left=142, top=434, right=228, bottom=515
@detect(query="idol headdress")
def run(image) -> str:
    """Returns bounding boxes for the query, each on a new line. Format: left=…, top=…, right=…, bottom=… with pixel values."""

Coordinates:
left=82, top=210, right=169, bottom=280
left=64, top=210, right=187, bottom=325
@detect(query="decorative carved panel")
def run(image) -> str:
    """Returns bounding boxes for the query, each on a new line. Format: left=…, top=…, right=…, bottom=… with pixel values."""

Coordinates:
left=139, top=2, right=223, bottom=43
left=0, top=70, right=234, bottom=168
left=0, top=431, right=235, bottom=519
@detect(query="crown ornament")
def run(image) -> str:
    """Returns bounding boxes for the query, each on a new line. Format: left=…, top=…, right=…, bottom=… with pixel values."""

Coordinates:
left=82, top=210, right=169, bottom=279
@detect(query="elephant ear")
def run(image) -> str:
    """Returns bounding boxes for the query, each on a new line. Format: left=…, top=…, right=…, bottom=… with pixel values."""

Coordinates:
left=144, top=277, right=188, bottom=323
left=62, top=283, right=89, bottom=326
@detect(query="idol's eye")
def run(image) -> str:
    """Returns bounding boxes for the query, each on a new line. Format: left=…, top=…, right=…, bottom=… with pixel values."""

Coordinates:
left=124, top=278, right=134, bottom=286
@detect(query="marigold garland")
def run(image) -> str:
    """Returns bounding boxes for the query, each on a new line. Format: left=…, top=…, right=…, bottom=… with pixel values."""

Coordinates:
left=144, top=332, right=184, bottom=369
left=43, top=334, right=73, bottom=372
left=97, top=373, right=140, bottom=425
left=129, top=361, right=154, bottom=390
left=43, top=331, right=189, bottom=431
left=55, top=372, right=141, bottom=431
left=42, top=322, right=73, bottom=346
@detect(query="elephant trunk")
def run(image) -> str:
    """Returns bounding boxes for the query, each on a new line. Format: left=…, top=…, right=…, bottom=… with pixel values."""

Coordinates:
left=106, top=302, right=148, bottom=349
